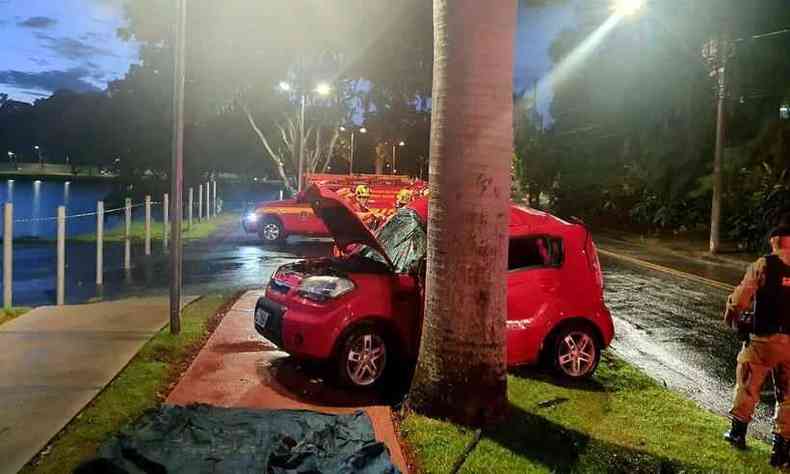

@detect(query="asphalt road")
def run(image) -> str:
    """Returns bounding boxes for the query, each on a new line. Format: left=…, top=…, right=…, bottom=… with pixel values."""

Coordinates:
left=601, top=255, right=774, bottom=440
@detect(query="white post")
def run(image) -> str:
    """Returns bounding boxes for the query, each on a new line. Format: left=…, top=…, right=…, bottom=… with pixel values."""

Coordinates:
left=144, top=195, right=151, bottom=256
left=3, top=203, right=12, bottom=309
left=56, top=206, right=65, bottom=306
left=163, top=193, right=169, bottom=250
left=212, top=180, right=217, bottom=216
left=188, top=187, right=194, bottom=229
left=124, top=198, right=131, bottom=270
left=205, top=181, right=211, bottom=219
left=279, top=189, right=284, bottom=200
left=198, top=184, right=203, bottom=222
left=96, top=201, right=103, bottom=286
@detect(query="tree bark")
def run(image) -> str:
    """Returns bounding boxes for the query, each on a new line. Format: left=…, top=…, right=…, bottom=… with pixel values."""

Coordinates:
left=243, top=106, right=295, bottom=195
left=409, top=0, right=515, bottom=427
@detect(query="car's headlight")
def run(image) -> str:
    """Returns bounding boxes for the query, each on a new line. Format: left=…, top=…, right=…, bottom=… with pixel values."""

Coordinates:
left=244, top=212, right=258, bottom=223
left=297, top=276, right=355, bottom=302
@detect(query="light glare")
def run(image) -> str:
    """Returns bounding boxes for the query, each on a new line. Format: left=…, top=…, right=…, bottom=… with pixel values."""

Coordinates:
left=613, top=0, right=643, bottom=16
left=315, top=82, right=331, bottom=96
left=279, top=81, right=291, bottom=91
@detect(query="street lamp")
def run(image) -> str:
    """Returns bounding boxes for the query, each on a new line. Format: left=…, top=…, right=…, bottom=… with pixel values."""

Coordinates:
left=33, top=145, right=42, bottom=167
left=280, top=80, right=332, bottom=191
left=340, top=126, right=367, bottom=175
left=613, top=0, right=643, bottom=16
left=392, top=141, right=405, bottom=175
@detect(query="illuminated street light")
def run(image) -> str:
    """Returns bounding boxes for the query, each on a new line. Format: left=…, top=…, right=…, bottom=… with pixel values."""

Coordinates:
left=613, top=0, right=643, bottom=16
left=393, top=141, right=406, bottom=175
left=279, top=81, right=292, bottom=92
left=315, top=82, right=332, bottom=96
left=340, top=126, right=368, bottom=175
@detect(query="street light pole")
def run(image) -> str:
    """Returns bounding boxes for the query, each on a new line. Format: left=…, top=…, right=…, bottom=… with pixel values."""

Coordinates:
left=349, top=131, right=355, bottom=175
left=297, top=92, right=306, bottom=192
left=703, top=36, right=735, bottom=254
left=169, top=0, right=187, bottom=334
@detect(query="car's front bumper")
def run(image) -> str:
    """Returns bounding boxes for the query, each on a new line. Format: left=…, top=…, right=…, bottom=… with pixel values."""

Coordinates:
left=254, top=295, right=345, bottom=360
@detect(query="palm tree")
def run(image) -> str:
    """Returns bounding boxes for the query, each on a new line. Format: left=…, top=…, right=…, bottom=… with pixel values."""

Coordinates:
left=408, top=0, right=517, bottom=426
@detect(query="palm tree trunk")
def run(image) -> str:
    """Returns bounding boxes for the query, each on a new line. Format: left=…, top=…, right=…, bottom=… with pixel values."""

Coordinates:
left=409, top=0, right=516, bottom=427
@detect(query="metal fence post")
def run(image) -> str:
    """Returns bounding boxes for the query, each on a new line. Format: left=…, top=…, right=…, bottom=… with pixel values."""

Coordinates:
left=96, top=201, right=104, bottom=286
left=144, top=195, right=152, bottom=256
left=206, top=180, right=211, bottom=219
left=124, top=198, right=131, bottom=270
left=57, top=206, right=65, bottom=306
left=212, top=180, right=217, bottom=215
left=163, top=193, right=169, bottom=250
left=279, top=189, right=284, bottom=200
left=3, top=203, right=12, bottom=309
left=198, top=184, right=203, bottom=222
left=188, top=187, right=194, bottom=229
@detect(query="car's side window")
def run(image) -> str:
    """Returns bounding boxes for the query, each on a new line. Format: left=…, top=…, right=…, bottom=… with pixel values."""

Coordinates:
left=508, top=236, right=563, bottom=271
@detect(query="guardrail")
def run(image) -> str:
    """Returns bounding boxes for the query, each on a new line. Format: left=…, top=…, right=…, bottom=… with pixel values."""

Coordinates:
left=1, top=180, right=220, bottom=308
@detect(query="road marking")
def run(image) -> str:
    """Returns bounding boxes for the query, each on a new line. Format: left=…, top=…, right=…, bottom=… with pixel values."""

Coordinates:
left=598, top=248, right=736, bottom=292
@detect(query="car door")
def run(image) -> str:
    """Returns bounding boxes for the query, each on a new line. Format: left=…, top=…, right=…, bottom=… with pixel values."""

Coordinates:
left=506, top=235, right=563, bottom=365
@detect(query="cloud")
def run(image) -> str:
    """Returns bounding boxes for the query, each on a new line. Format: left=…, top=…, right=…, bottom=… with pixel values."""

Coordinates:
left=35, top=33, right=117, bottom=60
left=0, top=68, right=101, bottom=94
left=18, top=16, right=57, bottom=29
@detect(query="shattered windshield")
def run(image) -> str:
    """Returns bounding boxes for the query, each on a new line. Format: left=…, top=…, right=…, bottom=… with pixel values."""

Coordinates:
left=358, top=209, right=426, bottom=273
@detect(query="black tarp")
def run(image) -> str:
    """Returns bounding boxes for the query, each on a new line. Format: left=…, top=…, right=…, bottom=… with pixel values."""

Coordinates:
left=76, top=404, right=400, bottom=474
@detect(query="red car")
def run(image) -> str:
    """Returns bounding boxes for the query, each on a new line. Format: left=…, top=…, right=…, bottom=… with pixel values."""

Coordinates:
left=254, top=185, right=614, bottom=388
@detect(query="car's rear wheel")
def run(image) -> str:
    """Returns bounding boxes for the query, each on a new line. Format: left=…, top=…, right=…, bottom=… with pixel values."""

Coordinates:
left=337, top=324, right=388, bottom=388
left=259, top=217, right=285, bottom=244
left=550, top=322, right=601, bottom=380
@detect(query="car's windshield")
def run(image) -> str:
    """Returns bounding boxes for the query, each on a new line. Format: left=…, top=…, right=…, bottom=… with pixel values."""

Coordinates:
left=358, top=209, right=426, bottom=273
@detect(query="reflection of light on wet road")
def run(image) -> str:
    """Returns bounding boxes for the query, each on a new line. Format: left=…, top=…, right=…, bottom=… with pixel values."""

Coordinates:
left=603, top=257, right=774, bottom=440
left=32, top=180, right=41, bottom=236
left=63, top=181, right=70, bottom=206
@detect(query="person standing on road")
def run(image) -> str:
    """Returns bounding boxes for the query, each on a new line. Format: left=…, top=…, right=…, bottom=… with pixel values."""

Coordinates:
left=724, top=225, right=790, bottom=467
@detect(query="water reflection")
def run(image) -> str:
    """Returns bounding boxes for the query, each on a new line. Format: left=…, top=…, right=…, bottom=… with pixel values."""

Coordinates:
left=32, top=180, right=41, bottom=236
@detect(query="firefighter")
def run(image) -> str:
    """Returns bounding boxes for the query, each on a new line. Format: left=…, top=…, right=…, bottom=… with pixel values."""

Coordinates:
left=396, top=189, right=413, bottom=209
left=353, top=184, right=372, bottom=211
left=724, top=225, right=790, bottom=467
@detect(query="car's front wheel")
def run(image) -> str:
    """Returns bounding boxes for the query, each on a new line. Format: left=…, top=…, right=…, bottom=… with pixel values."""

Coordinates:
left=259, top=218, right=285, bottom=244
left=337, top=324, right=389, bottom=388
left=550, top=323, right=601, bottom=380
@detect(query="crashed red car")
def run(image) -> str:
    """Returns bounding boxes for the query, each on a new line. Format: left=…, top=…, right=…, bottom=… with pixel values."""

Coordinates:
left=254, top=184, right=614, bottom=388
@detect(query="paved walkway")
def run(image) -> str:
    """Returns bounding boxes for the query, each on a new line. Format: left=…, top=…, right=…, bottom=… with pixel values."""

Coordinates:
left=0, top=296, right=193, bottom=474
left=167, top=290, right=409, bottom=473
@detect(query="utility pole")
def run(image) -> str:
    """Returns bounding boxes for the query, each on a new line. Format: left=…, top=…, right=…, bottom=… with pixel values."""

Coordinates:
left=298, top=92, right=306, bottom=192
left=169, top=0, right=187, bottom=334
left=702, top=36, right=735, bottom=254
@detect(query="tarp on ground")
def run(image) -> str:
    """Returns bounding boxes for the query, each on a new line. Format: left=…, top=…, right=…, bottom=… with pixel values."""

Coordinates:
left=76, top=404, right=400, bottom=474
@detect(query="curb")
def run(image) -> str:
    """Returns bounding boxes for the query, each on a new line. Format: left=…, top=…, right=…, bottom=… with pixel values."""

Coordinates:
left=598, top=248, right=736, bottom=292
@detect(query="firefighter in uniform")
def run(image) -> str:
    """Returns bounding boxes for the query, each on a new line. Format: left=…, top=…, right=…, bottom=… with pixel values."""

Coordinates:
left=724, top=225, right=790, bottom=467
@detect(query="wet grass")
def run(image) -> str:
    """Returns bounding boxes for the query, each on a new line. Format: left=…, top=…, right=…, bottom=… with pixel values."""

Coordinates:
left=0, top=307, right=32, bottom=326
left=21, top=292, right=239, bottom=474
left=401, top=353, right=774, bottom=473
left=71, top=212, right=240, bottom=243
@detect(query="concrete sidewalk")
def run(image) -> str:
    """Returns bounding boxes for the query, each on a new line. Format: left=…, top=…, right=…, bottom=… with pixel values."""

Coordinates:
left=167, top=290, right=409, bottom=473
left=0, top=296, right=192, bottom=474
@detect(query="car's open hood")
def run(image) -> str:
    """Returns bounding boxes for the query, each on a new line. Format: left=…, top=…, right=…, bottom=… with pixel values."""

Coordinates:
left=300, top=185, right=394, bottom=269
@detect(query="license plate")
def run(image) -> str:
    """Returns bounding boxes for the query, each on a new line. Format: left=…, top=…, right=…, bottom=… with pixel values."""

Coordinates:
left=255, top=307, right=271, bottom=327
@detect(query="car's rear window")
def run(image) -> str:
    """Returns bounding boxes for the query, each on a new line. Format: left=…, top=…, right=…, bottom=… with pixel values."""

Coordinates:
left=508, top=236, right=563, bottom=270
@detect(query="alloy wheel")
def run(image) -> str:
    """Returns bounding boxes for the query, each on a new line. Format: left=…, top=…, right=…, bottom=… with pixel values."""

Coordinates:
left=345, top=333, right=387, bottom=387
left=557, top=331, right=596, bottom=377
left=262, top=223, right=281, bottom=241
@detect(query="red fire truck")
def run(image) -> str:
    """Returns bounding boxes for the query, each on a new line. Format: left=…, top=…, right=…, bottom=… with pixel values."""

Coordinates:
left=242, top=174, right=427, bottom=244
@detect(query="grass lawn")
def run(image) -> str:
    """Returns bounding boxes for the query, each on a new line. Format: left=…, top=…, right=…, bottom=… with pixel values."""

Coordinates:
left=21, top=292, right=239, bottom=474
left=401, top=354, right=774, bottom=473
left=0, top=307, right=32, bottom=326
left=71, top=212, right=240, bottom=243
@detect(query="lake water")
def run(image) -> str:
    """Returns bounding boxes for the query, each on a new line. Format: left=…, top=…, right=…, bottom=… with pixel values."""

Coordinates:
left=0, top=179, right=148, bottom=238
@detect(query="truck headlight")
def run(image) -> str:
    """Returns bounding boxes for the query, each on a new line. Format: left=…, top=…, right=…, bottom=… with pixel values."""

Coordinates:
left=297, top=276, right=355, bottom=302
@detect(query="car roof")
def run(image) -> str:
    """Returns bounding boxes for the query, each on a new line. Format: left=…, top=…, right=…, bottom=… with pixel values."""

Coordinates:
left=407, top=197, right=578, bottom=237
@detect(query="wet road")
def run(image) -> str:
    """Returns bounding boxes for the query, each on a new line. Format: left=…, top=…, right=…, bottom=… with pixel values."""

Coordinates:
left=601, top=255, right=775, bottom=440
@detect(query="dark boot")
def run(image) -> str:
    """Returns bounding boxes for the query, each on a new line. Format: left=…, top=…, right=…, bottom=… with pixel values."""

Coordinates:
left=770, top=434, right=789, bottom=468
left=724, top=418, right=748, bottom=449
